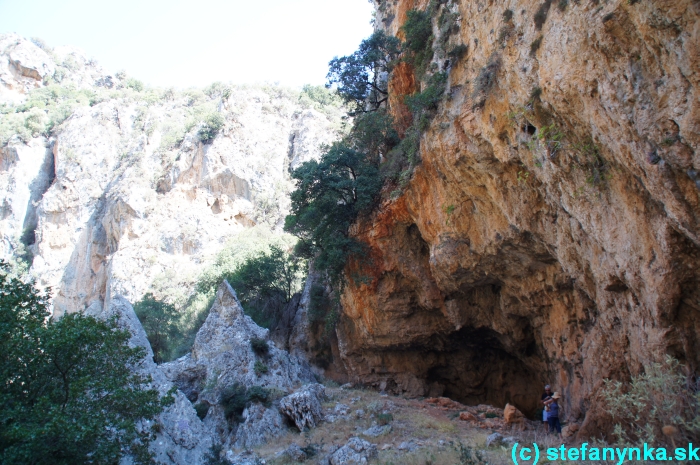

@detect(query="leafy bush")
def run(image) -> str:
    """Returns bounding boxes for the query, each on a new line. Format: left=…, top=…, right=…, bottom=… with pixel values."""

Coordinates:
left=327, top=31, right=401, bottom=114
left=0, top=260, right=171, bottom=464
left=602, top=356, right=700, bottom=447
left=471, top=55, right=501, bottom=109
left=134, top=292, right=179, bottom=363
left=534, top=0, right=553, bottom=30
left=254, top=360, right=269, bottom=376
left=299, top=84, right=342, bottom=112
left=203, top=81, right=232, bottom=100
left=448, top=44, right=468, bottom=62
left=247, top=386, right=272, bottom=406
left=401, top=9, right=434, bottom=80
left=221, top=245, right=305, bottom=328
left=198, top=112, right=225, bottom=144
left=250, top=337, right=270, bottom=356
left=285, top=139, right=384, bottom=285
left=194, top=402, right=210, bottom=420
left=377, top=413, right=394, bottom=425
left=203, top=444, right=229, bottom=465
left=125, top=77, right=144, bottom=92
left=308, top=283, right=331, bottom=324
left=220, top=383, right=249, bottom=424
left=455, top=443, right=487, bottom=465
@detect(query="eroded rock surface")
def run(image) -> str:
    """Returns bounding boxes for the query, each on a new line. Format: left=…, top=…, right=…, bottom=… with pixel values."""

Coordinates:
left=91, top=296, right=212, bottom=465
left=0, top=34, right=344, bottom=318
left=279, top=383, right=326, bottom=431
left=336, top=0, right=700, bottom=439
left=161, top=281, right=315, bottom=450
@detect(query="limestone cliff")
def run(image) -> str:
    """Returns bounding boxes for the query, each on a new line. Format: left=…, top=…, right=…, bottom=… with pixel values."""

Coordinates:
left=0, top=33, right=344, bottom=316
left=335, top=0, right=700, bottom=435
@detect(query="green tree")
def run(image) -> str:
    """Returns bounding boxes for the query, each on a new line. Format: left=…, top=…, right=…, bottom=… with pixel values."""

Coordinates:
left=0, top=261, right=171, bottom=464
left=198, top=112, right=224, bottom=144
left=284, top=136, right=384, bottom=284
left=222, top=245, right=305, bottom=328
left=134, top=293, right=179, bottom=363
left=327, top=31, right=401, bottom=114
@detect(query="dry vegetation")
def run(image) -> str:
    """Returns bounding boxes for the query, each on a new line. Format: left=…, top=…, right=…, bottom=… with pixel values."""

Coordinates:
left=248, top=384, right=562, bottom=465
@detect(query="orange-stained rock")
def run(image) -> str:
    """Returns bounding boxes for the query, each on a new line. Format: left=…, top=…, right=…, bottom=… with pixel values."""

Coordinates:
left=504, top=404, right=524, bottom=425
left=459, top=411, right=478, bottom=422
left=336, top=0, right=700, bottom=440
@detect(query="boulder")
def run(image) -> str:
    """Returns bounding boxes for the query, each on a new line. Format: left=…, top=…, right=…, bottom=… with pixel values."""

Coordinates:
left=283, top=443, right=308, bottom=462
left=279, top=383, right=326, bottom=431
left=362, top=425, right=392, bottom=437
left=459, top=411, right=478, bottom=422
left=328, top=438, right=378, bottom=465
left=485, top=433, right=504, bottom=448
left=234, top=403, right=286, bottom=449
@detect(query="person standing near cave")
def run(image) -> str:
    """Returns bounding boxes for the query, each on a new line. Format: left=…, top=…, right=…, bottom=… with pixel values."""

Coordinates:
left=541, top=384, right=553, bottom=432
left=544, top=392, right=563, bottom=440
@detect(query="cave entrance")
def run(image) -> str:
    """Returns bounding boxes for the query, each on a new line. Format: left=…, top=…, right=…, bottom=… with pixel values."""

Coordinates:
left=424, top=326, right=543, bottom=418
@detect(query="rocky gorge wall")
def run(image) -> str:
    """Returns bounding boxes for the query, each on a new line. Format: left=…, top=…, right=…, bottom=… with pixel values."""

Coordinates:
left=335, top=0, right=700, bottom=435
left=0, top=33, right=344, bottom=317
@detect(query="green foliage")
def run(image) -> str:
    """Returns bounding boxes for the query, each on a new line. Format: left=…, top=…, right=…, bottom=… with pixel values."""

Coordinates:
left=203, top=81, right=232, bottom=100
left=134, top=292, right=179, bottom=363
left=534, top=0, right=553, bottom=30
left=377, top=413, right=394, bottom=425
left=217, top=245, right=305, bottom=328
left=404, top=72, right=447, bottom=131
left=602, top=356, right=700, bottom=447
left=502, top=9, right=514, bottom=21
left=573, top=139, right=611, bottom=189
left=0, top=260, right=170, bottom=464
left=448, top=44, right=468, bottom=62
left=471, top=55, right=501, bottom=109
left=203, top=444, right=229, bottom=465
left=194, top=402, right=210, bottom=420
left=327, top=31, right=401, bottom=114
left=308, top=283, right=331, bottom=324
left=247, top=386, right=272, bottom=406
left=455, top=443, right=487, bottom=465
left=254, top=360, right=269, bottom=376
left=251, top=337, right=270, bottom=356
left=285, top=137, right=384, bottom=284
left=401, top=9, right=434, bottom=80
left=125, top=77, right=145, bottom=92
left=299, top=84, right=343, bottom=112
left=198, top=112, right=225, bottom=144
left=220, top=383, right=249, bottom=424
left=517, top=170, right=530, bottom=183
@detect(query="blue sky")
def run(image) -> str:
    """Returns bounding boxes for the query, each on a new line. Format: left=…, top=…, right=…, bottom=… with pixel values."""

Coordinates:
left=0, top=0, right=375, bottom=88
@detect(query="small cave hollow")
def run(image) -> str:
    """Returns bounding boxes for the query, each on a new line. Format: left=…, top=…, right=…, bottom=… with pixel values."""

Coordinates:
left=424, top=326, right=543, bottom=418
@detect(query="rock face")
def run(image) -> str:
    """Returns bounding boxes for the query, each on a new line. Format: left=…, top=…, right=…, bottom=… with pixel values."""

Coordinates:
left=90, top=295, right=212, bottom=465
left=0, top=33, right=344, bottom=317
left=335, top=0, right=700, bottom=437
left=279, top=383, right=326, bottom=431
left=160, top=281, right=315, bottom=449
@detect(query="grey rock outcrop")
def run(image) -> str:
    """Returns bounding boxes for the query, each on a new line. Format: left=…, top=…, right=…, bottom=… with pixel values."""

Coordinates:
left=91, top=296, right=212, bottom=465
left=161, top=280, right=316, bottom=450
left=326, top=438, right=377, bottom=465
left=279, top=383, right=326, bottom=431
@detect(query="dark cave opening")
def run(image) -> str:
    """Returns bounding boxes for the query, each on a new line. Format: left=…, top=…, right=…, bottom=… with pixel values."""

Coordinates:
left=424, top=326, right=543, bottom=418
